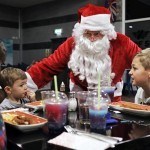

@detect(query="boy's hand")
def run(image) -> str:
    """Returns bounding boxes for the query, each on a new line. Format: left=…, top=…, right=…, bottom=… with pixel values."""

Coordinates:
left=26, top=90, right=36, bottom=102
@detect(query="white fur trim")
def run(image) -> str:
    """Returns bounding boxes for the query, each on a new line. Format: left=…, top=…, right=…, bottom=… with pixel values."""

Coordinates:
left=114, top=81, right=123, bottom=97
left=80, top=14, right=111, bottom=31
left=25, top=72, right=38, bottom=92
left=81, top=14, right=110, bottom=25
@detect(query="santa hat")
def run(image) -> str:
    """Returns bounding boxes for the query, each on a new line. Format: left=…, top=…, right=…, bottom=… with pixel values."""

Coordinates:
left=74, top=4, right=117, bottom=39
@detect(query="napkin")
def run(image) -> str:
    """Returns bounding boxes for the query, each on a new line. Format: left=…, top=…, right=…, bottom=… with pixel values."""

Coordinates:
left=48, top=132, right=111, bottom=150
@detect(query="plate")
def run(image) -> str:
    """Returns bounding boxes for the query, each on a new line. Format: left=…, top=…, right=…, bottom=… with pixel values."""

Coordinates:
left=109, top=101, right=150, bottom=117
left=25, top=100, right=44, bottom=110
left=1, top=110, right=47, bottom=132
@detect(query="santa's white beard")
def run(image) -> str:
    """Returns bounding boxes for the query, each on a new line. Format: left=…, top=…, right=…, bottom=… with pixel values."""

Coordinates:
left=68, top=35, right=112, bottom=87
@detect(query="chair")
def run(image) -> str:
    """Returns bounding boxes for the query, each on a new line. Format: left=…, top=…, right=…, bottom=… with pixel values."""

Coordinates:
left=123, top=69, right=135, bottom=95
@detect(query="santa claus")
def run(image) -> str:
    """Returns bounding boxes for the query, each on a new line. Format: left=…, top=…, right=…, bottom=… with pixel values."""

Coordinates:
left=26, top=4, right=141, bottom=101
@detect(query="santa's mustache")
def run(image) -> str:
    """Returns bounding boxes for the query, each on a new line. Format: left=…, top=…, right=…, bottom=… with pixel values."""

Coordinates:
left=75, top=35, right=110, bottom=56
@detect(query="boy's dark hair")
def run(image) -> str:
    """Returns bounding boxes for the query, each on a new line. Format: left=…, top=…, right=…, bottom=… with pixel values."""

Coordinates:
left=0, top=67, right=27, bottom=89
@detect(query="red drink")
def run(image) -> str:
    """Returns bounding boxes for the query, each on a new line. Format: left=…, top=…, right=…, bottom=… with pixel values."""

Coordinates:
left=45, top=102, right=68, bottom=130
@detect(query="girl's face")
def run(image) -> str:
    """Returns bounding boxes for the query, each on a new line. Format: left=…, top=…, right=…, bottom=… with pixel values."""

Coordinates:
left=10, top=79, right=28, bottom=100
left=129, top=57, right=150, bottom=88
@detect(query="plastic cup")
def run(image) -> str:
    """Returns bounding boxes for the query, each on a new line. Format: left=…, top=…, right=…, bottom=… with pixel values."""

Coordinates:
left=44, top=92, right=68, bottom=131
left=40, top=90, right=54, bottom=100
left=101, top=86, right=115, bottom=102
left=76, top=91, right=91, bottom=125
left=89, top=91, right=109, bottom=132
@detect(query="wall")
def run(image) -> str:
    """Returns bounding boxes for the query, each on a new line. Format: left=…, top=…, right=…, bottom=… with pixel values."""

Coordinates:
left=21, top=0, right=101, bottom=65
left=0, top=0, right=121, bottom=65
left=0, top=4, right=19, bottom=65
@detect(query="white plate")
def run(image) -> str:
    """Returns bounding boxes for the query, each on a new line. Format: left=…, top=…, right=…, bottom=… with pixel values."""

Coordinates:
left=109, top=104, right=150, bottom=117
left=25, top=100, right=44, bottom=110
left=1, top=110, right=47, bottom=132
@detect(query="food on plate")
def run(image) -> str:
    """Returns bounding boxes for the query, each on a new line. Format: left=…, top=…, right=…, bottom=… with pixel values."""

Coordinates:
left=2, top=111, right=47, bottom=125
left=110, top=101, right=150, bottom=111
left=12, top=115, right=33, bottom=125
left=26, top=100, right=43, bottom=106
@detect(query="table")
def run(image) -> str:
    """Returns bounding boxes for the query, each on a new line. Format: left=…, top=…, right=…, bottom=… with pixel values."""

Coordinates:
left=5, top=109, right=150, bottom=150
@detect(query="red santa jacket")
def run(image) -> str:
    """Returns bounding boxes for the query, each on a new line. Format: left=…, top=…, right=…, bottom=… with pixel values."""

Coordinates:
left=27, top=33, right=141, bottom=95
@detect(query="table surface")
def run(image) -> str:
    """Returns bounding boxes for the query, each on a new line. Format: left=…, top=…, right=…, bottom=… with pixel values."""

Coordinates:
left=5, top=108, right=150, bottom=150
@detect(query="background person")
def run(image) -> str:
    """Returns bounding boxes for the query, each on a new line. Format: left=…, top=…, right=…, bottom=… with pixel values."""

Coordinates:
left=129, top=48, right=150, bottom=105
left=0, top=41, right=6, bottom=65
left=0, top=41, right=7, bottom=102
left=0, top=67, right=36, bottom=110
left=26, top=4, right=141, bottom=102
left=0, top=41, right=7, bottom=149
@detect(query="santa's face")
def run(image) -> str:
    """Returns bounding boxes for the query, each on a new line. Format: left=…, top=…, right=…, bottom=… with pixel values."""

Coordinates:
left=83, top=30, right=104, bottom=42
left=68, top=28, right=112, bottom=87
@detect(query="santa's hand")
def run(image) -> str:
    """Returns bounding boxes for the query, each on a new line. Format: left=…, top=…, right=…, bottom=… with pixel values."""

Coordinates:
left=110, top=73, right=115, bottom=79
left=26, top=90, right=36, bottom=102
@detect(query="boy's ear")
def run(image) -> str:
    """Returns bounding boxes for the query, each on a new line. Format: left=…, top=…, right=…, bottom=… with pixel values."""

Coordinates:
left=4, top=86, right=12, bottom=94
left=147, top=72, right=150, bottom=79
left=149, top=71, right=150, bottom=78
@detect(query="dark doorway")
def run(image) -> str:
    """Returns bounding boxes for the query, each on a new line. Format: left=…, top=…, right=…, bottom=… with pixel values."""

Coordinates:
left=51, top=38, right=70, bottom=93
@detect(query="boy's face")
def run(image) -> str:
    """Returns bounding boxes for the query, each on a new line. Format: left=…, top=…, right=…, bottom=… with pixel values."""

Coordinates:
left=129, top=57, right=150, bottom=87
left=10, top=79, right=28, bottom=100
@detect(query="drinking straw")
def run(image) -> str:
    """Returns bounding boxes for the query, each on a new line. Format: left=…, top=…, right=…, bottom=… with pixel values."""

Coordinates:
left=54, top=75, right=58, bottom=100
left=98, top=72, right=101, bottom=107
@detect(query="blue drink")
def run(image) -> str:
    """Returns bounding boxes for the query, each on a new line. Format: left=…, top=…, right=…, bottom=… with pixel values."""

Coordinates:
left=89, top=107, right=108, bottom=130
left=88, top=90, right=109, bottom=133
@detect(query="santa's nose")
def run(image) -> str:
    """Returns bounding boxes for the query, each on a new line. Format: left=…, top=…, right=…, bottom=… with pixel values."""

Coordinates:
left=89, top=35, right=97, bottom=42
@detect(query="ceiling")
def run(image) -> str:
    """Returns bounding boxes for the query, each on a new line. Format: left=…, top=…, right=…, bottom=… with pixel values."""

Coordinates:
left=0, top=0, right=149, bottom=8
left=0, top=0, right=55, bottom=8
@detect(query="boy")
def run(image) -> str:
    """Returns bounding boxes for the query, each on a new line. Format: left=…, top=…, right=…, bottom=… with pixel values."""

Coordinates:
left=129, top=48, right=150, bottom=104
left=0, top=67, right=36, bottom=110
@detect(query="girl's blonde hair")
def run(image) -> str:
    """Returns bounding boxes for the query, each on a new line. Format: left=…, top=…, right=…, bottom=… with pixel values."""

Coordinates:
left=134, top=48, right=150, bottom=70
left=0, top=67, right=27, bottom=89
